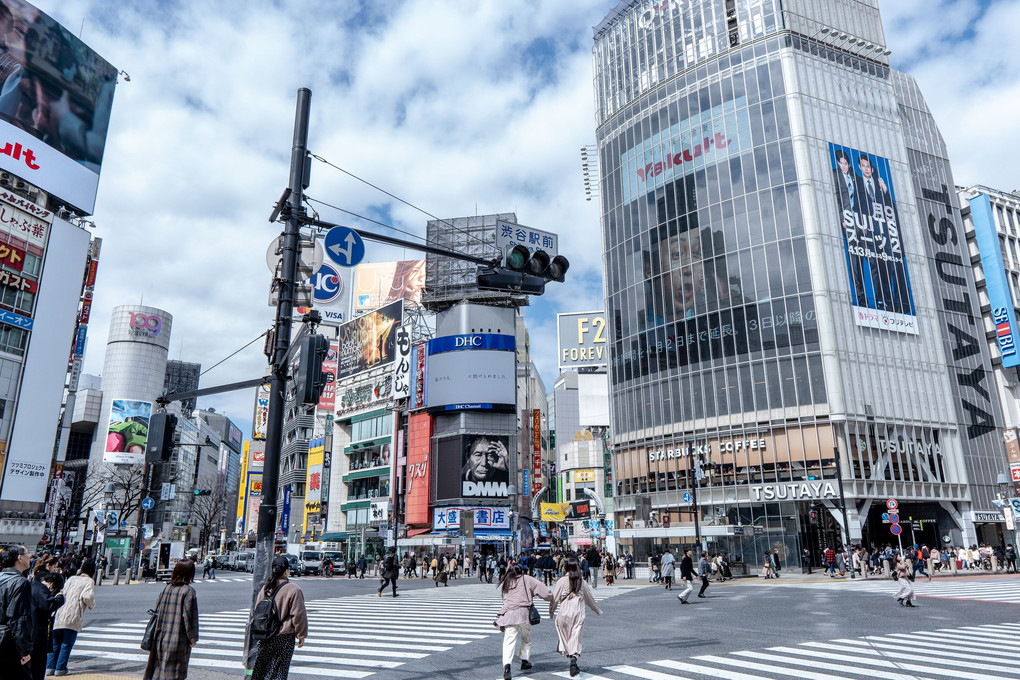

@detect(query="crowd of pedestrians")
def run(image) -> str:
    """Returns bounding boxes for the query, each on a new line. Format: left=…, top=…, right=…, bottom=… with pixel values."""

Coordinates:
left=0, top=545, right=96, bottom=680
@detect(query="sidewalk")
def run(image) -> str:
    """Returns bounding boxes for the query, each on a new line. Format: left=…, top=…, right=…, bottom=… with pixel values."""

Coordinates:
left=58, top=674, right=141, bottom=680
left=628, top=565, right=1018, bottom=583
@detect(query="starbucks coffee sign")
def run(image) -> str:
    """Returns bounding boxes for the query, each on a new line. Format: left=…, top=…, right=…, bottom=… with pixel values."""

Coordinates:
left=751, top=482, right=837, bottom=501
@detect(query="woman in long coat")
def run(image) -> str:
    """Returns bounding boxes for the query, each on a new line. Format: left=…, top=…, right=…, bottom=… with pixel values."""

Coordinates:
left=659, top=549, right=675, bottom=590
left=143, top=559, right=199, bottom=680
left=549, top=556, right=602, bottom=677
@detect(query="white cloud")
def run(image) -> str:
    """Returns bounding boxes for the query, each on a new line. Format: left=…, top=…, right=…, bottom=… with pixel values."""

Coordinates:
left=37, top=0, right=1018, bottom=437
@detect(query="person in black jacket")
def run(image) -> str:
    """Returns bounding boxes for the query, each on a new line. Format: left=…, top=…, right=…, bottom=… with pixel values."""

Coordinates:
left=30, top=572, right=64, bottom=680
left=676, top=549, right=695, bottom=604
left=0, top=544, right=34, bottom=680
left=377, top=547, right=399, bottom=598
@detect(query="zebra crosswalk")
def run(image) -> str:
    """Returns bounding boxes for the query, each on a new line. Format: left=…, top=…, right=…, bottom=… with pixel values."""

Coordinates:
left=75, top=582, right=642, bottom=678
left=513, top=622, right=1020, bottom=680
left=769, top=575, right=1020, bottom=604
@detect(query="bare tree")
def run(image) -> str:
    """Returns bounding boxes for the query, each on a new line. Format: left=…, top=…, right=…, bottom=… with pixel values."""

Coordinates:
left=191, top=477, right=226, bottom=553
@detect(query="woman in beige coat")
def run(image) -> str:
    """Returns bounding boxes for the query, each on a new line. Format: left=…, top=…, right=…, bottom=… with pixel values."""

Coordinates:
left=493, top=562, right=552, bottom=680
left=48, top=560, right=96, bottom=676
left=549, top=556, right=602, bottom=677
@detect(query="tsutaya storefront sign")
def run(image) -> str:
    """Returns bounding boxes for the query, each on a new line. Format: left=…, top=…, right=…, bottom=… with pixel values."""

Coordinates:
left=751, top=482, right=838, bottom=502
left=648, top=437, right=766, bottom=462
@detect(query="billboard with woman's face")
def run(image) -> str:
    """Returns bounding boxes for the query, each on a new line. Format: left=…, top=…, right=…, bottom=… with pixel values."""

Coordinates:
left=0, top=1, right=118, bottom=214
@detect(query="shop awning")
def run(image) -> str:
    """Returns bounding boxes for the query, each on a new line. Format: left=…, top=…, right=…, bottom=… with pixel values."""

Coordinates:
left=318, top=532, right=348, bottom=542
left=407, top=527, right=432, bottom=538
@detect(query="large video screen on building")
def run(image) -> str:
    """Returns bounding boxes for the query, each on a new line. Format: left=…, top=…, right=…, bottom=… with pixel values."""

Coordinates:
left=336, top=300, right=402, bottom=380
left=828, top=142, right=916, bottom=334
left=435, top=434, right=511, bottom=501
left=0, top=1, right=117, bottom=214
left=425, top=349, right=515, bottom=410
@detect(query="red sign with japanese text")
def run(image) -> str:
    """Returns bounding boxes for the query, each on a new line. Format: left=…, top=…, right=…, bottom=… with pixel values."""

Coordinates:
left=0, top=242, right=25, bottom=271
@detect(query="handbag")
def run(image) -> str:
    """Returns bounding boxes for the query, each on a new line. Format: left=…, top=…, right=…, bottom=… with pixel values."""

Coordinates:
left=140, top=608, right=158, bottom=651
left=528, top=603, right=541, bottom=626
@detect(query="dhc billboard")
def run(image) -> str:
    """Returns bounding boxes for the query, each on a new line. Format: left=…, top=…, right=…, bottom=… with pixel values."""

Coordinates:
left=971, top=193, right=1020, bottom=367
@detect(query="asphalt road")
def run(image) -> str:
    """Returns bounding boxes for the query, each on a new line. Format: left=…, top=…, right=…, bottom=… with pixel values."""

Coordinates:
left=69, top=570, right=1020, bottom=680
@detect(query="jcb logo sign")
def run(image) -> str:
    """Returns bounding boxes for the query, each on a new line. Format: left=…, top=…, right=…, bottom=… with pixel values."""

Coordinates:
left=128, top=313, right=162, bottom=337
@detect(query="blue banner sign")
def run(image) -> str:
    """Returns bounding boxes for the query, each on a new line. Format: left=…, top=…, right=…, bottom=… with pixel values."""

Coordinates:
left=971, top=192, right=1019, bottom=367
left=427, top=333, right=515, bottom=355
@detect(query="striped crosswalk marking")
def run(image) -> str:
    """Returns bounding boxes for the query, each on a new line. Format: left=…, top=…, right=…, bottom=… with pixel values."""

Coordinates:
left=571, top=622, right=1020, bottom=680
left=76, top=582, right=641, bottom=678
left=770, top=576, right=1020, bottom=603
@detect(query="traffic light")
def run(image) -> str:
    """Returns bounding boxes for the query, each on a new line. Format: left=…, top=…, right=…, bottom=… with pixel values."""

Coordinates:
left=476, top=245, right=569, bottom=295
left=193, top=489, right=211, bottom=496
left=809, top=510, right=819, bottom=525
left=505, top=245, right=569, bottom=282
left=145, top=412, right=178, bottom=463
left=295, top=333, right=331, bottom=404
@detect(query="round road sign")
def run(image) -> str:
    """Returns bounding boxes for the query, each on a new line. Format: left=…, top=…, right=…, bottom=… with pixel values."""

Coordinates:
left=886, top=498, right=898, bottom=510
left=324, top=226, right=365, bottom=268
left=890, top=524, right=903, bottom=536
left=682, top=492, right=691, bottom=504
left=141, top=497, right=155, bottom=510
left=888, top=513, right=899, bottom=524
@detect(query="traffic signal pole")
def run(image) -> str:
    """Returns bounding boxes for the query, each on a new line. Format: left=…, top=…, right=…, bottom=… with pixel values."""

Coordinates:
left=245, top=89, right=311, bottom=670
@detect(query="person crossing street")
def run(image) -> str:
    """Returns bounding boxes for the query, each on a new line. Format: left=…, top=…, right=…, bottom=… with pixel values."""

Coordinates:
left=676, top=549, right=695, bottom=604
left=377, top=547, right=399, bottom=598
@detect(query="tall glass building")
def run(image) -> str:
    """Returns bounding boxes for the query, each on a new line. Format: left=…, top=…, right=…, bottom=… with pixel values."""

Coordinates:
left=593, top=0, right=1009, bottom=566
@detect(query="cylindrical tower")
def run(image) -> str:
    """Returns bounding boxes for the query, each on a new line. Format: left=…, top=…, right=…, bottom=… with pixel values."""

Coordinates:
left=92, top=305, right=173, bottom=465
left=593, top=0, right=1004, bottom=566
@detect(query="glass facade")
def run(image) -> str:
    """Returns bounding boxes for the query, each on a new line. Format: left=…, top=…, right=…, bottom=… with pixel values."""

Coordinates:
left=594, top=0, right=1005, bottom=567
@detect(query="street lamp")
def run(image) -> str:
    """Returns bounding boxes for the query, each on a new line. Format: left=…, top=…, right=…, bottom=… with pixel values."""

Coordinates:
left=507, top=484, right=518, bottom=558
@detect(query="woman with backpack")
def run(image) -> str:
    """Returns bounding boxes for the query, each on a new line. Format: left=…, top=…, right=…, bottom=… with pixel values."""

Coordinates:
left=493, top=562, right=552, bottom=680
left=549, top=556, right=602, bottom=677
left=250, top=555, right=308, bottom=680
left=142, top=559, right=199, bottom=680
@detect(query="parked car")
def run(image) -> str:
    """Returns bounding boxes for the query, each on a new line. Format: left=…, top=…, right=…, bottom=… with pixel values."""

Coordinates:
left=283, top=554, right=301, bottom=575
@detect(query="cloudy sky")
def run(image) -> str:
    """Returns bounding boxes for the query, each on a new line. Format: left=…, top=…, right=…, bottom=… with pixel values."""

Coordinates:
left=42, top=0, right=1020, bottom=439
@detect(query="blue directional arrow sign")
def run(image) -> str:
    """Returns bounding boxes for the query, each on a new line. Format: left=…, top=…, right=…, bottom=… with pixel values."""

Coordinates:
left=682, top=492, right=691, bottom=504
left=142, top=498, right=155, bottom=510
left=323, top=226, right=365, bottom=268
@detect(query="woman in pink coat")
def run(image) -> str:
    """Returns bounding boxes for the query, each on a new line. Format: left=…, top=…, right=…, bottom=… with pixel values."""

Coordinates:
left=493, top=562, right=552, bottom=680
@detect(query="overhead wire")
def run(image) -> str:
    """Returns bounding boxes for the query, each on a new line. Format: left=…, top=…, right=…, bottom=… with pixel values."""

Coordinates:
left=200, top=332, right=267, bottom=376
left=307, top=152, right=501, bottom=258
left=304, top=196, right=426, bottom=244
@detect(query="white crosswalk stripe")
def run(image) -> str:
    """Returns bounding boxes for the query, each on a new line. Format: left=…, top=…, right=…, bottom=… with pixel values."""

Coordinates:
left=534, top=622, right=1020, bottom=680
left=768, top=576, right=1020, bottom=603
left=76, top=582, right=641, bottom=678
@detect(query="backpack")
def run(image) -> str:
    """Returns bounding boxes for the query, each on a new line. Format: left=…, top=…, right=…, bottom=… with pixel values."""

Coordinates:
left=250, top=587, right=282, bottom=641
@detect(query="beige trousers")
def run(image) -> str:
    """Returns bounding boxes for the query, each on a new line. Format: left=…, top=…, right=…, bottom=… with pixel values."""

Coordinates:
left=502, top=622, right=532, bottom=665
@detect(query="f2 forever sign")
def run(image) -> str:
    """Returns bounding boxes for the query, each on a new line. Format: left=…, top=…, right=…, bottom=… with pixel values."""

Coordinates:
left=557, top=311, right=607, bottom=369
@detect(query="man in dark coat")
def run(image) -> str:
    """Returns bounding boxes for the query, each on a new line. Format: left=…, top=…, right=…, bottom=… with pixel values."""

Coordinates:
left=0, top=544, right=34, bottom=680
left=676, top=548, right=696, bottom=604
left=377, top=547, right=399, bottom=598
left=30, top=572, right=63, bottom=680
